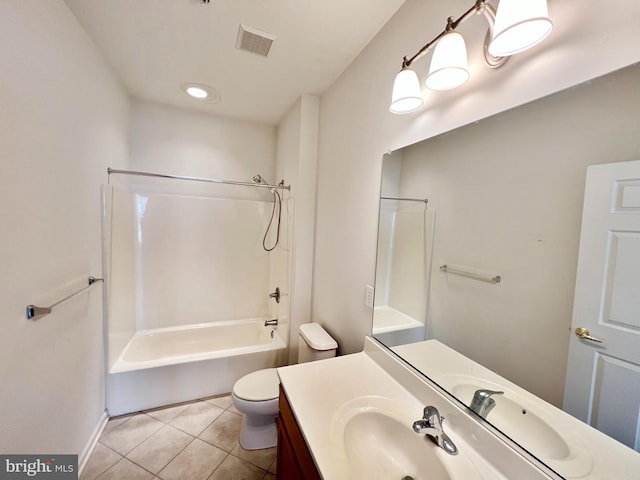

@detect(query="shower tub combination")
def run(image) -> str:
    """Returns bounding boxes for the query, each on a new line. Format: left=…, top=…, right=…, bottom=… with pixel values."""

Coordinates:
left=107, top=318, right=287, bottom=416
left=103, top=171, right=292, bottom=416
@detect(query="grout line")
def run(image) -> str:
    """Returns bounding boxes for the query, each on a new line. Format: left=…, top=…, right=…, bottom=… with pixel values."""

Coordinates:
left=94, top=396, right=256, bottom=479
left=139, top=435, right=197, bottom=479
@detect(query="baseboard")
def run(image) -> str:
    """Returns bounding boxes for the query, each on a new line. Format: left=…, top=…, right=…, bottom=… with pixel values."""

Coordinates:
left=78, top=410, right=109, bottom=476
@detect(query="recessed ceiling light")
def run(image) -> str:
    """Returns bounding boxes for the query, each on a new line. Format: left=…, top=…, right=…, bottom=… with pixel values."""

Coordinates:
left=186, top=86, right=208, bottom=98
left=180, top=82, right=221, bottom=104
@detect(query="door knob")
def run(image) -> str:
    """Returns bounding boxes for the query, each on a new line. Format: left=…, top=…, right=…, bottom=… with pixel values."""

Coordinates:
left=575, top=327, right=603, bottom=343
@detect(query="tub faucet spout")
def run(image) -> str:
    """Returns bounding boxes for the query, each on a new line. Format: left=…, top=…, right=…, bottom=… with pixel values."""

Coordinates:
left=264, top=319, right=278, bottom=327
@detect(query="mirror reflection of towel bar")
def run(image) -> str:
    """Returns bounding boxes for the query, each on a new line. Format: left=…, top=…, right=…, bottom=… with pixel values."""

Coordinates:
left=381, top=196, right=428, bottom=204
left=440, top=265, right=501, bottom=284
left=26, top=276, right=104, bottom=320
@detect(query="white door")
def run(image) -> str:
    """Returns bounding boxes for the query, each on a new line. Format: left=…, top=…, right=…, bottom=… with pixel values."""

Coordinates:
left=564, top=160, right=640, bottom=451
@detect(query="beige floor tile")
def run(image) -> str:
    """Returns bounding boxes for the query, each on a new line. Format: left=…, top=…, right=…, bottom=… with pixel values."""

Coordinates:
left=126, top=424, right=194, bottom=474
left=227, top=403, right=242, bottom=415
left=101, top=414, right=165, bottom=455
left=95, top=458, right=154, bottom=480
left=157, top=438, right=227, bottom=480
left=144, top=402, right=194, bottom=424
left=262, top=473, right=276, bottom=480
left=198, top=411, right=242, bottom=452
left=80, top=443, right=122, bottom=480
left=101, top=413, right=136, bottom=436
left=169, top=401, right=225, bottom=436
left=204, top=395, right=232, bottom=410
left=231, top=445, right=276, bottom=471
left=268, top=457, right=276, bottom=475
left=208, top=455, right=265, bottom=480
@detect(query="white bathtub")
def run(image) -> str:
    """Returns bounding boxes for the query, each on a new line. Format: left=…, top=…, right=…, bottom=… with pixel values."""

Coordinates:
left=107, top=318, right=288, bottom=416
left=372, top=306, right=426, bottom=347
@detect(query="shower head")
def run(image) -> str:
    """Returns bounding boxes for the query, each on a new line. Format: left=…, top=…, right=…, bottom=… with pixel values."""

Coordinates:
left=252, top=174, right=268, bottom=185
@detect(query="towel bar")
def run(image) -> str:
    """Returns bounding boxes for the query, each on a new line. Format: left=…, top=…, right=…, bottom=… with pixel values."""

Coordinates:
left=440, top=265, right=501, bottom=284
left=26, top=276, right=103, bottom=320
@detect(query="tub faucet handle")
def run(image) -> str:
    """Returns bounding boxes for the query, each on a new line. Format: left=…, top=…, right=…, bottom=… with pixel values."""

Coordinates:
left=264, top=319, right=278, bottom=327
left=269, top=287, right=280, bottom=303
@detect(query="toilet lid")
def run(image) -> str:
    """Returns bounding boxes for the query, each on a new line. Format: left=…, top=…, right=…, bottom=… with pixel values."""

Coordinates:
left=233, top=368, right=280, bottom=401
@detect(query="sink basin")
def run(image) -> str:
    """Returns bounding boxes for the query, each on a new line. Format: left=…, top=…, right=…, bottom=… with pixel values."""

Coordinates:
left=451, top=383, right=569, bottom=459
left=437, top=374, right=593, bottom=478
left=331, top=396, right=482, bottom=480
left=345, top=412, right=453, bottom=479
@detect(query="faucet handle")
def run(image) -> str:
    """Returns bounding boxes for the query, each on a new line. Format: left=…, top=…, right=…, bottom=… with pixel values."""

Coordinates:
left=415, top=405, right=458, bottom=456
left=470, top=389, right=504, bottom=417
left=472, top=389, right=503, bottom=402
left=422, top=405, right=440, bottom=418
left=421, top=406, right=446, bottom=431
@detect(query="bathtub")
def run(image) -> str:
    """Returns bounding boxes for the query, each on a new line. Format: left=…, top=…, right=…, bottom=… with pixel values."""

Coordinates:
left=106, top=318, right=288, bottom=416
left=372, top=306, right=426, bottom=347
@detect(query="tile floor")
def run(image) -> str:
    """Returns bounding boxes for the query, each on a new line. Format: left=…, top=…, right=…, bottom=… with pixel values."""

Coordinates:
left=80, top=395, right=276, bottom=480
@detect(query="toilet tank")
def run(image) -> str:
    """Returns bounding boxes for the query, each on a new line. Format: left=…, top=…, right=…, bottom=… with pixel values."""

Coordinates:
left=298, top=323, right=338, bottom=363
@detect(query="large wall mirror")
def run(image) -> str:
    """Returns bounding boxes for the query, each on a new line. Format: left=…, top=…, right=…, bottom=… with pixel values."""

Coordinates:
left=373, top=62, right=640, bottom=478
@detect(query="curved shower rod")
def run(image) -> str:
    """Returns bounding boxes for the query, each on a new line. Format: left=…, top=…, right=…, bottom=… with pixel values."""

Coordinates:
left=107, top=168, right=290, bottom=191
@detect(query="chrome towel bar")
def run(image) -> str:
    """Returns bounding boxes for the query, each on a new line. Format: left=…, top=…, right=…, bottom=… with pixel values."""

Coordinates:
left=381, top=196, right=428, bottom=204
left=26, top=276, right=104, bottom=320
left=440, top=265, right=501, bottom=284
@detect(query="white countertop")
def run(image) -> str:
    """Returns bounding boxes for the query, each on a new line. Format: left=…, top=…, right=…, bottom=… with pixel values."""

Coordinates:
left=277, top=338, right=560, bottom=480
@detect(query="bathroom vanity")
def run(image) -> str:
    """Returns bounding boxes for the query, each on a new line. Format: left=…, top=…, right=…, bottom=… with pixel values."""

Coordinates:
left=276, top=337, right=569, bottom=480
left=277, top=385, right=321, bottom=479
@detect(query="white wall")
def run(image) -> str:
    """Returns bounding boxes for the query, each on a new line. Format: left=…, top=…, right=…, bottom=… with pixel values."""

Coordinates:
left=0, top=0, right=129, bottom=457
left=313, top=0, right=640, bottom=357
left=129, top=100, right=277, bottom=199
left=276, top=95, right=320, bottom=362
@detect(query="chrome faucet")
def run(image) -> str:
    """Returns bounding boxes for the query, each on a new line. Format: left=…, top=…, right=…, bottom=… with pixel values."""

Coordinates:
left=264, top=318, right=278, bottom=327
left=412, top=406, right=458, bottom=455
left=470, top=389, right=504, bottom=418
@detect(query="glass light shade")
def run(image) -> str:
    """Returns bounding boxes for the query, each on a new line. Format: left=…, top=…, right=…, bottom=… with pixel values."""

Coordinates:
left=425, top=32, right=470, bottom=91
left=488, top=0, right=553, bottom=57
left=389, top=68, right=424, bottom=114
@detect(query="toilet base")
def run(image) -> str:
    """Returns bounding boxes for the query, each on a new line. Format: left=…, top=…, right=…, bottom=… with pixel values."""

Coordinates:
left=238, top=412, right=278, bottom=450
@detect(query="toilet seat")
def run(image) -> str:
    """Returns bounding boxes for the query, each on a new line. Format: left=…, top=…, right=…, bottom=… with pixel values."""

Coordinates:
left=232, top=368, right=279, bottom=401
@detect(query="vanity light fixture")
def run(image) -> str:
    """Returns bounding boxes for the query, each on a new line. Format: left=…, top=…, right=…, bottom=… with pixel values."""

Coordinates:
left=389, top=0, right=552, bottom=114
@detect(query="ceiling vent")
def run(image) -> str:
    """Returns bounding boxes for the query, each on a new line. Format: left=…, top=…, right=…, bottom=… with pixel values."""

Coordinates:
left=235, top=24, right=276, bottom=57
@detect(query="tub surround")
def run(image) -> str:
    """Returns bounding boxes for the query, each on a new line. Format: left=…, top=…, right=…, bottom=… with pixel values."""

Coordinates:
left=277, top=337, right=560, bottom=480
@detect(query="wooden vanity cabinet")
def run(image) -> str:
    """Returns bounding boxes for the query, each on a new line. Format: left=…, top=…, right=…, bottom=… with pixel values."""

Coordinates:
left=277, top=386, right=322, bottom=480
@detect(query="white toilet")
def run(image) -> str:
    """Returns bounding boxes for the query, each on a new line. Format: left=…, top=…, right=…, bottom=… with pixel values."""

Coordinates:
left=231, top=323, right=338, bottom=450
